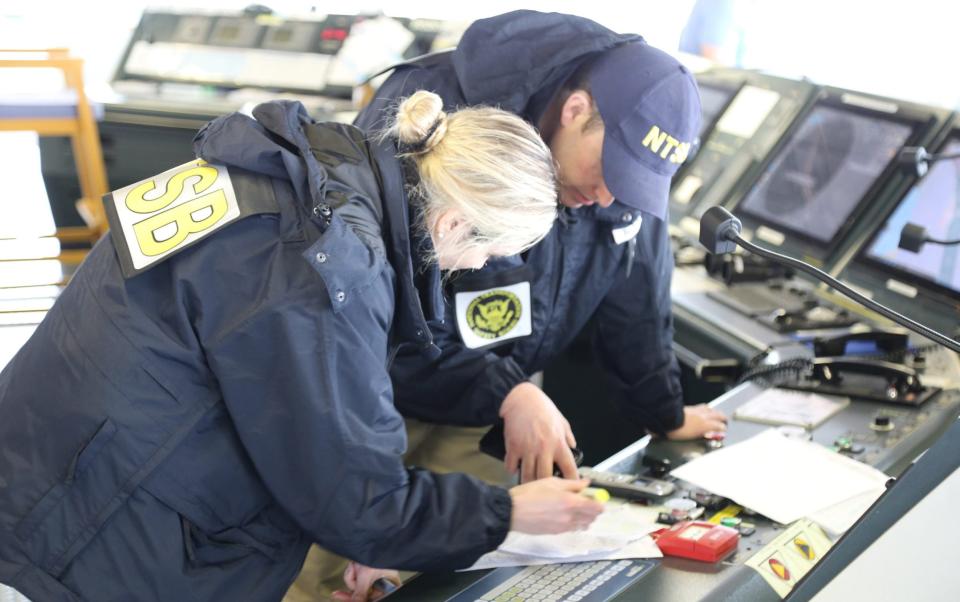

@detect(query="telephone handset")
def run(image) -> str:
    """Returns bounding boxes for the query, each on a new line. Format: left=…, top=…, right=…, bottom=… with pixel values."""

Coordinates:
left=785, top=356, right=937, bottom=405
left=762, top=303, right=857, bottom=332
left=811, top=329, right=909, bottom=357
left=812, top=356, right=919, bottom=390
left=702, top=251, right=794, bottom=284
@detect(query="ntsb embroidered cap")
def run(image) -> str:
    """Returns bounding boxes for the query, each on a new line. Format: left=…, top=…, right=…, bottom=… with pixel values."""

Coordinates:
left=589, top=42, right=701, bottom=219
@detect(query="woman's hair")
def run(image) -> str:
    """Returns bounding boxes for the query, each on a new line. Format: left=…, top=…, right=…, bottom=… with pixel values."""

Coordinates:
left=387, top=91, right=559, bottom=264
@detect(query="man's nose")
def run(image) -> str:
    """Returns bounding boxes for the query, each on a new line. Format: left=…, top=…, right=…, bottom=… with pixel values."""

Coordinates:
left=595, top=183, right=615, bottom=208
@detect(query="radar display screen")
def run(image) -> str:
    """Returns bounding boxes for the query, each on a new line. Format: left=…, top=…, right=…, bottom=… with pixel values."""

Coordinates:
left=737, top=104, right=914, bottom=243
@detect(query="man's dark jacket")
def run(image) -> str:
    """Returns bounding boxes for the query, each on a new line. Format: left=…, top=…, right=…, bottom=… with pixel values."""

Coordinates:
left=355, top=10, right=684, bottom=433
left=0, top=101, right=510, bottom=602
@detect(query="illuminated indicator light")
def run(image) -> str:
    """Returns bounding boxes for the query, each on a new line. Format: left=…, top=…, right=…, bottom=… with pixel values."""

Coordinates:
left=769, top=558, right=790, bottom=580
left=321, top=29, right=347, bottom=40
left=720, top=516, right=741, bottom=528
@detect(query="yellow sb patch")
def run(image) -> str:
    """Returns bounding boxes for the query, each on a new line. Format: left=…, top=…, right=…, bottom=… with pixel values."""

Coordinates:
left=455, top=282, right=532, bottom=349
left=106, top=160, right=241, bottom=278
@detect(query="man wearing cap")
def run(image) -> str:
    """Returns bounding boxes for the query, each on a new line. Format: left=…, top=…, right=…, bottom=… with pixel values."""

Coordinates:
left=358, top=10, right=728, bottom=484
left=284, top=11, right=729, bottom=601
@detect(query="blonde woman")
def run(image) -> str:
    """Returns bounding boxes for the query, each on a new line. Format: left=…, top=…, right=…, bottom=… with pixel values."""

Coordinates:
left=0, top=91, right=603, bottom=602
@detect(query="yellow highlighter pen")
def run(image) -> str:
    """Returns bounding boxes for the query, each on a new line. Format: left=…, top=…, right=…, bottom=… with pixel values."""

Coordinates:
left=581, top=487, right=611, bottom=503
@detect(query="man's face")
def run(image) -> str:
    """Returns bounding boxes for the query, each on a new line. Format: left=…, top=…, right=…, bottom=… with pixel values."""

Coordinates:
left=548, top=93, right=615, bottom=210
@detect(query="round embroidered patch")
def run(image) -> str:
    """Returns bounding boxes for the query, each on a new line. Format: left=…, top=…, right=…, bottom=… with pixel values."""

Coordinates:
left=465, top=290, right=522, bottom=339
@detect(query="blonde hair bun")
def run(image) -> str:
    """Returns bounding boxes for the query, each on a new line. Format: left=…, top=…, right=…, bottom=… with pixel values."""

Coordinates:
left=395, top=91, right=448, bottom=154
left=386, top=90, right=558, bottom=263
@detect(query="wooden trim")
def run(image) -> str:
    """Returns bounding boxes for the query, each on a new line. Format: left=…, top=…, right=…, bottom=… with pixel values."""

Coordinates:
left=1, top=48, right=109, bottom=236
left=0, top=118, right=78, bottom=135
left=57, top=249, right=89, bottom=264
left=55, top=226, right=98, bottom=245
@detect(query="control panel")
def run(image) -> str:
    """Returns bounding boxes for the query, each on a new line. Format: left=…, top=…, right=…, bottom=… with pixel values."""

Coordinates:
left=113, top=10, right=445, bottom=98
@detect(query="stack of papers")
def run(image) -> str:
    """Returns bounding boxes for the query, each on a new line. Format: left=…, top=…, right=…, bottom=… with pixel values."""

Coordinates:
left=733, top=388, right=849, bottom=429
left=670, top=429, right=890, bottom=531
left=808, top=486, right=888, bottom=537
left=465, top=501, right=662, bottom=571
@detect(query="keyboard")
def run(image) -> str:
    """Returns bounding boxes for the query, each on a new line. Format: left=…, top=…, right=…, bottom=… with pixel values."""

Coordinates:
left=447, top=559, right=655, bottom=602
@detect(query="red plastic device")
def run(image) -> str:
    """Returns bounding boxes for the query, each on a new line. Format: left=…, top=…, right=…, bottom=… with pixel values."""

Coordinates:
left=653, top=521, right=740, bottom=562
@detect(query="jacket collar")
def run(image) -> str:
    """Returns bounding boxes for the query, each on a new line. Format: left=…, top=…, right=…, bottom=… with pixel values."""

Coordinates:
left=575, top=201, right=642, bottom=226
left=369, top=137, right=443, bottom=358
left=196, top=100, right=442, bottom=357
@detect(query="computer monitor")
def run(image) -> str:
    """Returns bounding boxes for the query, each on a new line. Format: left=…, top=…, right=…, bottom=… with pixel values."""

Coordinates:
left=171, top=15, right=214, bottom=44
left=737, top=104, right=914, bottom=245
left=730, top=91, right=932, bottom=264
left=862, top=136, right=960, bottom=298
left=208, top=17, right=262, bottom=47
left=677, top=79, right=740, bottom=173
left=113, top=11, right=366, bottom=96
left=698, top=81, right=738, bottom=140
left=788, top=413, right=960, bottom=601
left=671, top=74, right=816, bottom=229
left=260, top=22, right=318, bottom=52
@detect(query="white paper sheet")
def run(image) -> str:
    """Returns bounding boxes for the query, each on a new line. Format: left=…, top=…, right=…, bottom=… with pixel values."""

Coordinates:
left=464, top=501, right=662, bottom=570
left=807, top=485, right=888, bottom=537
left=670, top=429, right=889, bottom=525
left=466, top=536, right=662, bottom=571
left=733, top=388, right=849, bottom=429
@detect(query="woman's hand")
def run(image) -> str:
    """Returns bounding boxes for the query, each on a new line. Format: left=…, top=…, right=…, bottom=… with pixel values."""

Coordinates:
left=509, top=477, right=604, bottom=534
left=332, top=561, right=401, bottom=602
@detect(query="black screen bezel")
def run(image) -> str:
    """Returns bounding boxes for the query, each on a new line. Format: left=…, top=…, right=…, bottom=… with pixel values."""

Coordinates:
left=854, top=130, right=960, bottom=301
left=732, top=93, right=930, bottom=256
left=696, top=80, right=742, bottom=142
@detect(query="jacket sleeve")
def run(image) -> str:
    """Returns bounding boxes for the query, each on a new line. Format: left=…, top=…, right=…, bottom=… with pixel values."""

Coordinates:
left=591, top=216, right=685, bottom=435
left=199, top=218, right=511, bottom=571
left=390, top=311, right=529, bottom=426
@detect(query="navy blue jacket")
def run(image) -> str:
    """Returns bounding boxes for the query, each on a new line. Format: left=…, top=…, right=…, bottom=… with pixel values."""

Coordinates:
left=355, top=11, right=684, bottom=434
left=0, top=101, right=510, bottom=602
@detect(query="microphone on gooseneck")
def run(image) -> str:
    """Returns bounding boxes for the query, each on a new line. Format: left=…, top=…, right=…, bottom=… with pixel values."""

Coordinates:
left=896, top=146, right=960, bottom=253
left=898, top=222, right=960, bottom=254
left=698, top=206, right=960, bottom=354
left=898, top=146, right=960, bottom=178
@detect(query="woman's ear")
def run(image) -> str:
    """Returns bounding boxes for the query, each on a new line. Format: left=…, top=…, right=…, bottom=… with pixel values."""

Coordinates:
left=431, top=209, right=464, bottom=243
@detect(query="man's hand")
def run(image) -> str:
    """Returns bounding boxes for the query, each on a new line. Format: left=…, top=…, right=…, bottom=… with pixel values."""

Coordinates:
left=500, top=382, right=579, bottom=482
left=332, top=562, right=401, bottom=602
left=666, top=404, right=728, bottom=440
left=509, top=477, right=604, bottom=533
